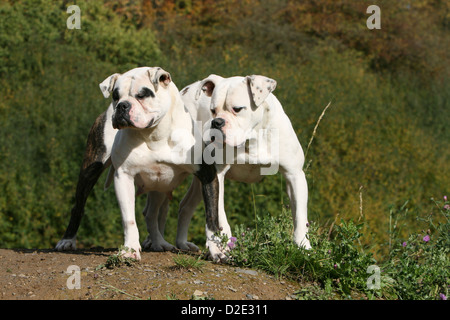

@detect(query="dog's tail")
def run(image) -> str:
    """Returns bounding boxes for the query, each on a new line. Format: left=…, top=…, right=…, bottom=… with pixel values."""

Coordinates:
left=104, top=166, right=114, bottom=190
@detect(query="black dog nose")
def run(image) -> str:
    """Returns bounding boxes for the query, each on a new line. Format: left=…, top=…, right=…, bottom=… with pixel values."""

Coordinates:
left=211, top=118, right=225, bottom=129
left=117, top=101, right=131, bottom=113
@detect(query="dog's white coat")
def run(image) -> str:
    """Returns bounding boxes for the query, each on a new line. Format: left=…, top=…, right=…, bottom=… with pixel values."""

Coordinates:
left=101, top=67, right=201, bottom=259
left=178, top=75, right=311, bottom=261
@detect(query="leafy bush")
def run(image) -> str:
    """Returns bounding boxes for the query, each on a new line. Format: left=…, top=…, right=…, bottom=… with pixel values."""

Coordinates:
left=225, top=196, right=450, bottom=300
left=226, top=208, right=376, bottom=297
left=382, top=197, right=449, bottom=300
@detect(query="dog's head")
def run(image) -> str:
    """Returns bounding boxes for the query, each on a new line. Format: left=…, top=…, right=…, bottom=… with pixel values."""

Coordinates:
left=202, top=75, right=276, bottom=147
left=99, top=67, right=172, bottom=130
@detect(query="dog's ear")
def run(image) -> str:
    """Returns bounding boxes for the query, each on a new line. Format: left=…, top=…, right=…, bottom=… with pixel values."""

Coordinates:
left=99, top=73, right=120, bottom=98
left=195, top=74, right=223, bottom=100
left=246, top=75, right=277, bottom=107
left=148, top=67, right=171, bottom=91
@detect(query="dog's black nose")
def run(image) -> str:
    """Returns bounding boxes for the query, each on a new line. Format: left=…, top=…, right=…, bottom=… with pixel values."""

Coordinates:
left=117, top=101, right=131, bottom=113
left=211, top=118, right=225, bottom=129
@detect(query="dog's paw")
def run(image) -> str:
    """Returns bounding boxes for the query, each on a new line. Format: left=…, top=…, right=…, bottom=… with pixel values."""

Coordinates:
left=295, top=237, right=312, bottom=250
left=141, top=236, right=152, bottom=251
left=55, top=238, right=76, bottom=251
left=142, top=235, right=176, bottom=252
left=121, top=244, right=141, bottom=260
left=122, top=250, right=141, bottom=261
left=176, top=241, right=200, bottom=252
left=150, top=240, right=176, bottom=252
left=206, top=240, right=228, bottom=263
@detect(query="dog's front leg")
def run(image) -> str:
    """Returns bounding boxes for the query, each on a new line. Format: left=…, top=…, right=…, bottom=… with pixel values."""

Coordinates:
left=285, top=169, right=311, bottom=249
left=194, top=163, right=228, bottom=262
left=217, top=170, right=232, bottom=239
left=114, top=170, right=141, bottom=260
left=203, top=174, right=228, bottom=262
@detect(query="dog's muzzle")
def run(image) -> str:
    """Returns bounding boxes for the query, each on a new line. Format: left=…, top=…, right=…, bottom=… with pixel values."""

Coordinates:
left=113, top=101, right=132, bottom=129
left=211, top=118, right=225, bottom=130
left=210, top=118, right=225, bottom=143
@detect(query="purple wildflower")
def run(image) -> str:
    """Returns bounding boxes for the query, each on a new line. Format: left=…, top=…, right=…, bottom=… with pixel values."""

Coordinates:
left=444, top=195, right=448, bottom=202
left=439, top=293, right=447, bottom=300
left=444, top=204, right=450, bottom=210
left=402, top=242, right=407, bottom=247
left=226, top=237, right=237, bottom=249
left=423, top=235, right=430, bottom=243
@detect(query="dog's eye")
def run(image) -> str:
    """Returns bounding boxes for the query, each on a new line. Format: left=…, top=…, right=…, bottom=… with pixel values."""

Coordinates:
left=112, top=88, right=120, bottom=101
left=232, top=106, right=245, bottom=113
left=211, top=108, right=216, bottom=115
left=136, top=87, right=155, bottom=99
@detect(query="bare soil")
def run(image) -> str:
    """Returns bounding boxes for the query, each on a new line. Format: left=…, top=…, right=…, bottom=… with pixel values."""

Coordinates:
left=0, top=248, right=302, bottom=300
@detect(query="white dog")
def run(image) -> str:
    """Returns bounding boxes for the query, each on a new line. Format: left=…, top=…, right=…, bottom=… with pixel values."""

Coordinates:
left=57, top=67, right=219, bottom=260
left=177, top=75, right=311, bottom=261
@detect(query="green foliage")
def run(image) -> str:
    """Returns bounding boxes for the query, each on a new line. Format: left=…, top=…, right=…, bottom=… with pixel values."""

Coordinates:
left=100, top=246, right=138, bottom=269
left=172, top=253, right=205, bottom=271
left=382, top=197, right=450, bottom=300
left=227, top=209, right=376, bottom=298
left=225, top=196, right=450, bottom=300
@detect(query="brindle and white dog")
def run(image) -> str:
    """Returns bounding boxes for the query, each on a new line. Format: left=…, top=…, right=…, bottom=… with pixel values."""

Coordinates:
left=56, top=67, right=219, bottom=260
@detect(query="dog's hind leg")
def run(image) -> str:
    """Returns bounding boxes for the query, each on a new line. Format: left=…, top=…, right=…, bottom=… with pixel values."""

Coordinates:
left=143, top=191, right=176, bottom=252
left=158, top=195, right=170, bottom=238
left=176, top=177, right=203, bottom=252
left=142, top=193, right=171, bottom=250
left=56, top=110, right=114, bottom=251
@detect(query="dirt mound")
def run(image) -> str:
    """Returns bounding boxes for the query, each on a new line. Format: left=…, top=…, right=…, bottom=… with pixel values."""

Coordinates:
left=0, top=248, right=301, bottom=300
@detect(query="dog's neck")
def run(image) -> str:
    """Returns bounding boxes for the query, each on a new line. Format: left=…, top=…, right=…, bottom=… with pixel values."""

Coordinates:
left=142, top=86, right=193, bottom=151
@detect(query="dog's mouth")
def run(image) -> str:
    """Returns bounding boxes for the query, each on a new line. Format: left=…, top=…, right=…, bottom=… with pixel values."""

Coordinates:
left=112, top=115, right=133, bottom=129
left=113, top=115, right=159, bottom=130
left=144, top=117, right=158, bottom=129
left=209, top=129, right=246, bottom=148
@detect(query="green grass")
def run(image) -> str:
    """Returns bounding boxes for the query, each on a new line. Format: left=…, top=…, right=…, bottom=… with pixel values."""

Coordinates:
left=172, top=253, right=206, bottom=272
left=98, top=246, right=138, bottom=270
left=224, top=197, right=450, bottom=300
